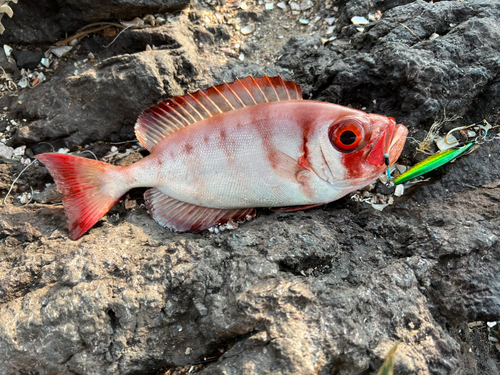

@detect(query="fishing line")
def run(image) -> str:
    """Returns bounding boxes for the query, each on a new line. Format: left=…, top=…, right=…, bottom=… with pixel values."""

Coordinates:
left=3, top=159, right=38, bottom=205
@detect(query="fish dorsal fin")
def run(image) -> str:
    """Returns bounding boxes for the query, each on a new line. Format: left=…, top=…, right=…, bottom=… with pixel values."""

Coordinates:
left=144, top=188, right=256, bottom=232
left=135, top=75, right=303, bottom=150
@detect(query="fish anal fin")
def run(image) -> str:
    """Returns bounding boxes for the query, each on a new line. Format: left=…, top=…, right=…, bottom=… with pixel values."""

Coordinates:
left=144, top=188, right=256, bottom=232
left=271, top=203, right=325, bottom=213
left=135, top=75, right=303, bottom=150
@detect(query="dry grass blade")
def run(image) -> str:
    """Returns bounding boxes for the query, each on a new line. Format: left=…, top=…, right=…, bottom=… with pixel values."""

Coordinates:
left=376, top=341, right=399, bottom=375
left=377, top=330, right=419, bottom=375
left=416, top=112, right=461, bottom=155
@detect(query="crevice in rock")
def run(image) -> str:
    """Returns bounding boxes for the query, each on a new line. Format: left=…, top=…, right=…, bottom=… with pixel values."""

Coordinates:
left=107, top=308, right=119, bottom=332
left=278, top=254, right=334, bottom=277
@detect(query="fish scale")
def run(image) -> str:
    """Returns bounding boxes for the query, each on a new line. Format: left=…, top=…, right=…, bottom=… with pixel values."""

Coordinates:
left=36, top=75, right=408, bottom=240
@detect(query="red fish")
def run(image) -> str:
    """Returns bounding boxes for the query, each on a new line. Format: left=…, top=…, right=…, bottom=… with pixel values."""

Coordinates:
left=36, top=76, right=408, bottom=240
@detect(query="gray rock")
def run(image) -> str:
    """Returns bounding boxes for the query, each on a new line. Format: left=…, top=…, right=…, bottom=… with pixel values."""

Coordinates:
left=279, top=0, right=500, bottom=130
left=0, top=0, right=191, bottom=45
left=8, top=20, right=203, bottom=150
left=0, top=47, right=18, bottom=78
left=0, top=0, right=500, bottom=374
left=11, top=49, right=43, bottom=69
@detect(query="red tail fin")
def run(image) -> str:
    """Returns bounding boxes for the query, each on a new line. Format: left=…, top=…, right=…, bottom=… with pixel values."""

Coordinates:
left=36, top=153, right=125, bottom=240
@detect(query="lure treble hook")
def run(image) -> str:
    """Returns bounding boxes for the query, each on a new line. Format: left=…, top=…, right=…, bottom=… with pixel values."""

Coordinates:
left=445, top=120, right=491, bottom=145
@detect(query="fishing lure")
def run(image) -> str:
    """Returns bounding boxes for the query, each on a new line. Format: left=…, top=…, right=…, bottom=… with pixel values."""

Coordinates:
left=393, top=142, right=474, bottom=185
left=394, top=121, right=491, bottom=185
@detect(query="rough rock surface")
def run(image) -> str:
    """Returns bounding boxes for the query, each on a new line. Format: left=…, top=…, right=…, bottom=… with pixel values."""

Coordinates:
left=279, top=0, right=500, bottom=130
left=6, top=20, right=204, bottom=151
left=0, top=0, right=191, bottom=45
left=0, top=1, right=500, bottom=374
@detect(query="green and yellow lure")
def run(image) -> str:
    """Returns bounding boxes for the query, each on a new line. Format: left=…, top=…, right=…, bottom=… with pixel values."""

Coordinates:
left=394, top=142, right=474, bottom=185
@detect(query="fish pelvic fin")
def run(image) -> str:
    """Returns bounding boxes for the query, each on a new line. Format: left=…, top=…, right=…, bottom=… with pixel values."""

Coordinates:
left=145, top=188, right=256, bottom=232
left=36, top=153, right=127, bottom=240
left=135, top=75, right=303, bottom=151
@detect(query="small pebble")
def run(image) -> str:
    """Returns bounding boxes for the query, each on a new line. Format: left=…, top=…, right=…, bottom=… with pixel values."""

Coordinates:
left=325, top=17, right=336, bottom=25
left=277, top=1, right=287, bottom=10
left=351, top=16, right=369, bottom=25
left=0, top=143, right=14, bottom=159
left=40, top=58, right=50, bottom=68
left=429, top=33, right=439, bottom=41
left=394, top=184, right=404, bottom=197
left=240, top=24, right=256, bottom=35
left=3, top=45, right=12, bottom=58
left=51, top=46, right=73, bottom=58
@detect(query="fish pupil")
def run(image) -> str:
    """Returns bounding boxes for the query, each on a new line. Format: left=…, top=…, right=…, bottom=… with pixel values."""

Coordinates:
left=340, top=130, right=357, bottom=145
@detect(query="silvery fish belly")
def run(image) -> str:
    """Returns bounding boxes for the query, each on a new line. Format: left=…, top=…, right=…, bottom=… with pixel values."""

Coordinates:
left=36, top=75, right=408, bottom=240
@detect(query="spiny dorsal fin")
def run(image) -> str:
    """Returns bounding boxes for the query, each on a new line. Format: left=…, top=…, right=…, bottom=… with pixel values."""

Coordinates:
left=135, top=75, right=303, bottom=150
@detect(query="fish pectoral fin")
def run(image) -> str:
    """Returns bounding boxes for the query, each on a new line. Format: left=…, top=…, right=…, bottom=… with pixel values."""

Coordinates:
left=270, top=203, right=325, bottom=212
left=144, top=188, right=256, bottom=232
left=272, top=150, right=313, bottom=184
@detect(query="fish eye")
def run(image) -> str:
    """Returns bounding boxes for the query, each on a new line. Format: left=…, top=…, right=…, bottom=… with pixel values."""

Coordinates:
left=329, top=119, right=367, bottom=152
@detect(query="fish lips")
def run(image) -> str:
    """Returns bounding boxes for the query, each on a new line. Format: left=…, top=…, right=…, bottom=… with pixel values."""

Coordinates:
left=388, top=123, right=408, bottom=164
left=366, top=118, right=408, bottom=167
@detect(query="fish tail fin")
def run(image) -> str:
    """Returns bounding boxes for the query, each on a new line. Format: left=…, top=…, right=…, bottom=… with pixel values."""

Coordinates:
left=36, top=153, right=127, bottom=240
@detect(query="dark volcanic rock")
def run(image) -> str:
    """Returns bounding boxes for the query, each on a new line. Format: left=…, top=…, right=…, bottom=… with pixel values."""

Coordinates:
left=0, top=0, right=500, bottom=374
left=279, top=0, right=500, bottom=130
left=7, top=20, right=203, bottom=150
left=0, top=0, right=190, bottom=45
left=11, top=49, right=43, bottom=69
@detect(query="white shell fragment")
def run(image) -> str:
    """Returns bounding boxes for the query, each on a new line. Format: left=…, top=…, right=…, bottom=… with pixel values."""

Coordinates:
left=299, top=19, right=309, bottom=25
left=378, top=174, right=389, bottom=184
left=351, top=16, right=369, bottom=25
left=277, top=2, right=287, bottom=10
left=265, top=2, right=274, bottom=10
left=18, top=77, right=28, bottom=88
left=394, top=184, right=404, bottom=197
left=3, top=44, right=12, bottom=58
left=0, top=143, right=14, bottom=159
left=300, top=0, right=314, bottom=10
left=487, top=322, right=498, bottom=328
left=40, top=57, right=50, bottom=68
left=240, top=24, right=256, bottom=35
left=51, top=46, right=73, bottom=58
left=325, top=17, right=336, bottom=25
left=429, top=33, right=439, bottom=41
left=395, top=164, right=407, bottom=174
left=435, top=135, right=458, bottom=151
left=371, top=203, right=389, bottom=211
left=13, top=145, right=26, bottom=158
left=289, top=2, right=300, bottom=11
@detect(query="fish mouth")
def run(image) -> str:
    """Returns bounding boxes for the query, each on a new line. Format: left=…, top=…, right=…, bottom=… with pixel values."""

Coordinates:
left=366, top=118, right=408, bottom=167
left=387, top=123, right=408, bottom=165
